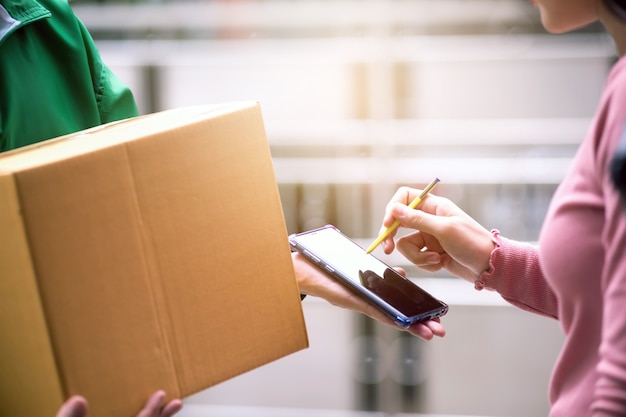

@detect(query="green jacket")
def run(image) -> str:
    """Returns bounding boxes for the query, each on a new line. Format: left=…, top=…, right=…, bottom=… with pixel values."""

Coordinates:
left=0, top=0, right=138, bottom=152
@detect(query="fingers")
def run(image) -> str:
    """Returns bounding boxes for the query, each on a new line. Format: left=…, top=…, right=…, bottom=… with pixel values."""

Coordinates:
left=405, top=319, right=446, bottom=340
left=136, top=391, right=182, bottom=417
left=423, top=318, right=446, bottom=337
left=382, top=186, right=416, bottom=227
left=389, top=201, right=442, bottom=236
left=393, top=266, right=407, bottom=277
left=379, top=187, right=419, bottom=251
left=56, top=396, right=88, bottom=417
left=135, top=391, right=164, bottom=417
left=379, top=191, right=453, bottom=255
left=381, top=236, right=396, bottom=254
left=382, top=188, right=452, bottom=225
left=57, top=391, right=182, bottom=417
left=375, top=314, right=445, bottom=341
left=347, top=297, right=446, bottom=342
left=160, top=399, right=183, bottom=417
left=396, top=232, right=443, bottom=269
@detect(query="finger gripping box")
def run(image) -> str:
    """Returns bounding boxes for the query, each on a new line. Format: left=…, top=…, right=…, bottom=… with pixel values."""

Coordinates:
left=0, top=102, right=308, bottom=417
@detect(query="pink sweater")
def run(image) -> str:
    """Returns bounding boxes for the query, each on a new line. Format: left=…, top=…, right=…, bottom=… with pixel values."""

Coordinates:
left=476, top=56, right=626, bottom=416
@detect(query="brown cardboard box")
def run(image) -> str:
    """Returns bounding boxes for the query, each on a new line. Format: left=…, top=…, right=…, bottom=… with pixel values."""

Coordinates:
left=0, top=102, right=308, bottom=417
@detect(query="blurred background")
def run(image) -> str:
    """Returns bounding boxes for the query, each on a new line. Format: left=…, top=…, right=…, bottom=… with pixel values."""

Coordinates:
left=71, top=0, right=615, bottom=416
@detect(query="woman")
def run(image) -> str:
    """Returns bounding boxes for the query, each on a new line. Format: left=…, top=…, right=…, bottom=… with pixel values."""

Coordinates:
left=376, top=0, right=626, bottom=415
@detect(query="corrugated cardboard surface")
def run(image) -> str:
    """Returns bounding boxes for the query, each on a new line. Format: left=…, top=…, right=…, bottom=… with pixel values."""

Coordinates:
left=0, top=102, right=308, bottom=417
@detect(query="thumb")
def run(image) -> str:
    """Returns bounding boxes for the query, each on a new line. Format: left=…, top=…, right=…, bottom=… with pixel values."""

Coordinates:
left=56, top=396, right=88, bottom=417
left=391, top=202, right=440, bottom=235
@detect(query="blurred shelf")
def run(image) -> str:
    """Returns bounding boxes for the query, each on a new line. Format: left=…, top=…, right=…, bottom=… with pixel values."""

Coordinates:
left=266, top=118, right=592, bottom=146
left=272, top=156, right=573, bottom=184
left=93, top=34, right=614, bottom=66
left=73, top=0, right=539, bottom=37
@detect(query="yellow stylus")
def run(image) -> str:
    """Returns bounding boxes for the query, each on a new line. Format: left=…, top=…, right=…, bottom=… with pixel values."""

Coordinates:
left=365, top=177, right=440, bottom=254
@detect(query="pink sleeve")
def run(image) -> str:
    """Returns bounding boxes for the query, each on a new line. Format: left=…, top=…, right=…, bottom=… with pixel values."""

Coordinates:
left=474, top=229, right=559, bottom=319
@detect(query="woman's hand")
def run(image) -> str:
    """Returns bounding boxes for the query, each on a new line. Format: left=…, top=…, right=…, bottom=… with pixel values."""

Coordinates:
left=55, top=391, right=182, bottom=417
left=379, top=187, right=495, bottom=284
left=293, top=252, right=445, bottom=340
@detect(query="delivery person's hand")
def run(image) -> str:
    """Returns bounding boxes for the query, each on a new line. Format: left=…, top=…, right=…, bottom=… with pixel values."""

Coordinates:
left=55, top=390, right=182, bottom=417
left=292, top=252, right=445, bottom=340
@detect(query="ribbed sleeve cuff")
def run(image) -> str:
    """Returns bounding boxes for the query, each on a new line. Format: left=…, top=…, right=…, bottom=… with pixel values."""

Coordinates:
left=475, top=229, right=507, bottom=292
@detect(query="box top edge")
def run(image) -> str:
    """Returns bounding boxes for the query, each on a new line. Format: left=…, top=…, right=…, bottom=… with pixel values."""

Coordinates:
left=0, top=101, right=260, bottom=173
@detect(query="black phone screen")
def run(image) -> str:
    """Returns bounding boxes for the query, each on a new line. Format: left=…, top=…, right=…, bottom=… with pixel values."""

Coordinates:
left=290, top=225, right=447, bottom=322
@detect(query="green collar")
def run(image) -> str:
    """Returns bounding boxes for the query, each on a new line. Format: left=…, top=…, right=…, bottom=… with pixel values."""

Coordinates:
left=0, top=0, right=50, bottom=46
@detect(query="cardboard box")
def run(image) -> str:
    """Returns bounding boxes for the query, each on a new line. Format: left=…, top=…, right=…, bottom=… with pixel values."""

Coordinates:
left=0, top=102, right=308, bottom=417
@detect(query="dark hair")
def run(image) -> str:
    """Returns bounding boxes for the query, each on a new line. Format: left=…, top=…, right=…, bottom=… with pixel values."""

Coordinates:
left=610, top=125, right=626, bottom=204
left=605, top=0, right=626, bottom=20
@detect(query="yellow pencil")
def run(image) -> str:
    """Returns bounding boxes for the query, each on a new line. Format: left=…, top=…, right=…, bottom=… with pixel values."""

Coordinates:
left=365, top=177, right=440, bottom=254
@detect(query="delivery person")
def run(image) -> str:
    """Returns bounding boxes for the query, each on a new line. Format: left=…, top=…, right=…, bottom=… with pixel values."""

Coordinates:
left=0, top=0, right=138, bottom=152
left=1, top=0, right=445, bottom=415
left=1, top=0, right=182, bottom=415
left=0, top=0, right=445, bottom=332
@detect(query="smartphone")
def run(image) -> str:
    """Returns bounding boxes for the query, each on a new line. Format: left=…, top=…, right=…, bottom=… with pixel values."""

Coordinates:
left=289, top=225, right=448, bottom=328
